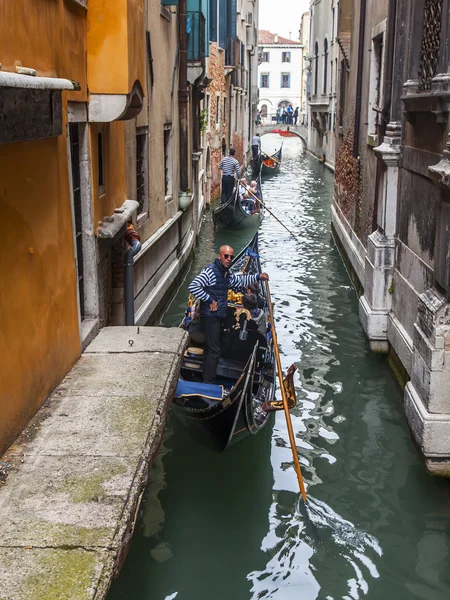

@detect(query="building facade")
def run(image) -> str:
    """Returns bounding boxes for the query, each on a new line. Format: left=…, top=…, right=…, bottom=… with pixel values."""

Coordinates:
left=299, top=11, right=311, bottom=125
left=0, top=0, right=202, bottom=455
left=202, top=0, right=260, bottom=203
left=257, top=31, right=303, bottom=123
left=307, top=0, right=339, bottom=169
left=331, top=0, right=450, bottom=476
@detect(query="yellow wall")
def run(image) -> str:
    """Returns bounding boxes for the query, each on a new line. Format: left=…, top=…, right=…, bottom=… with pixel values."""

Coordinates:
left=0, top=0, right=89, bottom=454
left=0, top=0, right=88, bottom=101
left=91, top=122, right=127, bottom=226
left=88, top=0, right=145, bottom=95
left=0, top=133, right=81, bottom=455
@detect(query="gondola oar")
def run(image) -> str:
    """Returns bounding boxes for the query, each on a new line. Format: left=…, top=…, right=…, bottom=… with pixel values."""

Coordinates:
left=241, top=183, right=298, bottom=239
left=261, top=151, right=282, bottom=166
left=264, top=280, right=308, bottom=503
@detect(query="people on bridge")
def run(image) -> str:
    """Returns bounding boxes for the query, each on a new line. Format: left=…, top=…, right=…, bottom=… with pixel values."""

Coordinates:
left=219, top=148, right=240, bottom=204
left=188, top=245, right=269, bottom=383
left=277, top=106, right=282, bottom=124
left=294, top=107, right=299, bottom=125
left=251, top=133, right=261, bottom=161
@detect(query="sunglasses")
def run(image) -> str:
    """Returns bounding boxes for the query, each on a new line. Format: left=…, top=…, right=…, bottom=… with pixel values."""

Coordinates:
left=223, top=254, right=234, bottom=260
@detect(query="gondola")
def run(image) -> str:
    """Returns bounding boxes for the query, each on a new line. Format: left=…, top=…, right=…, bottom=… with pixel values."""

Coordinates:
left=212, top=176, right=263, bottom=230
left=261, top=145, right=282, bottom=176
left=172, top=234, right=278, bottom=452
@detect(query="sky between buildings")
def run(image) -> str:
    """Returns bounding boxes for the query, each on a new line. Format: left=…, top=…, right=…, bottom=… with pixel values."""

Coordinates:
left=259, top=0, right=310, bottom=41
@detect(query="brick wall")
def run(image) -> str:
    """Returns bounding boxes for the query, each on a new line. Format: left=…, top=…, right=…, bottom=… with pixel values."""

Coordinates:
left=206, top=43, right=231, bottom=202
left=334, top=126, right=362, bottom=236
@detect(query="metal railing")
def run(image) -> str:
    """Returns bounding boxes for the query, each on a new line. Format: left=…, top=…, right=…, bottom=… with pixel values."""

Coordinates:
left=187, top=11, right=206, bottom=65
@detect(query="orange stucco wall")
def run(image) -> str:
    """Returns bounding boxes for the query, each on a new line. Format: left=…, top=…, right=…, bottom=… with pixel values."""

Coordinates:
left=127, top=0, right=145, bottom=92
left=91, top=122, right=127, bottom=226
left=0, top=132, right=81, bottom=455
left=0, top=0, right=88, bottom=101
left=87, top=0, right=144, bottom=95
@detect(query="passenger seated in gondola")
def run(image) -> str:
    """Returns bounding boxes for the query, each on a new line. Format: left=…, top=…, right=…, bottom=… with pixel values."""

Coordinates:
left=242, top=293, right=267, bottom=336
left=246, top=282, right=265, bottom=309
left=239, top=177, right=249, bottom=198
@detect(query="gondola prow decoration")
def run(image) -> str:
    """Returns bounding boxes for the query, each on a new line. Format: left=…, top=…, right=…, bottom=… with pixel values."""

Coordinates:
left=264, top=280, right=308, bottom=503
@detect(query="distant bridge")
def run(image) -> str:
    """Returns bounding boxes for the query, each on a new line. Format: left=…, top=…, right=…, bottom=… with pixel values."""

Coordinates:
left=255, top=123, right=308, bottom=145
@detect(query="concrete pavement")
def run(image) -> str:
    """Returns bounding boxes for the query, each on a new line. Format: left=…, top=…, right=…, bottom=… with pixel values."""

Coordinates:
left=0, top=326, right=188, bottom=600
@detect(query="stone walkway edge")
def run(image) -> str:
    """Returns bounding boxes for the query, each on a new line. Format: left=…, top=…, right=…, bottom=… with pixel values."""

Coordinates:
left=0, top=326, right=188, bottom=600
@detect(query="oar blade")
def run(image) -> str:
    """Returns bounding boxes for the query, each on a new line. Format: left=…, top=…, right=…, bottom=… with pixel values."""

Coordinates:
left=261, top=363, right=297, bottom=412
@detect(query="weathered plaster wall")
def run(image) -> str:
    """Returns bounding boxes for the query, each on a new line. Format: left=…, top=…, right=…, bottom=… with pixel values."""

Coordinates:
left=0, top=135, right=80, bottom=455
left=90, top=122, right=127, bottom=227
left=87, top=0, right=145, bottom=95
left=0, top=0, right=88, bottom=102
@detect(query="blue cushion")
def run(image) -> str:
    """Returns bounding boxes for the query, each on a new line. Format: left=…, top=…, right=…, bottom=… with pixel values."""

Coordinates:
left=175, top=380, right=224, bottom=401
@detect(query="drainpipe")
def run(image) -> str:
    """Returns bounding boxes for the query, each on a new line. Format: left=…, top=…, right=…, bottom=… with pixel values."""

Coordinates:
left=124, top=224, right=142, bottom=326
left=179, top=0, right=189, bottom=191
left=353, top=0, right=367, bottom=159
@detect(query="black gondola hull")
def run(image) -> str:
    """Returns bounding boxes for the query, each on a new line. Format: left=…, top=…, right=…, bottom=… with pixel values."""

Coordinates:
left=213, top=179, right=263, bottom=230
left=172, top=234, right=277, bottom=451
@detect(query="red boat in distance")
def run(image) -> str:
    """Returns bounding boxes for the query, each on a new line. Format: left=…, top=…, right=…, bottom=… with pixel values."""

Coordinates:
left=269, top=129, right=297, bottom=137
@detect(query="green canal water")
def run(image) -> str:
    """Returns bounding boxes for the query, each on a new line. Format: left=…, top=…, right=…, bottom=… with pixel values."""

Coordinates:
left=110, top=136, right=450, bottom=600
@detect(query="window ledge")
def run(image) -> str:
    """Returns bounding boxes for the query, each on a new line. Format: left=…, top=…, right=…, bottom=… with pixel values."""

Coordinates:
left=97, top=199, right=139, bottom=240
left=137, top=211, right=149, bottom=228
left=402, top=76, right=450, bottom=124
left=0, top=71, right=79, bottom=91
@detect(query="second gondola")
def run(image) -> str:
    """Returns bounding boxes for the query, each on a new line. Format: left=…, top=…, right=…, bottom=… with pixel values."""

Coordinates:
left=213, top=177, right=263, bottom=230
left=261, top=145, right=282, bottom=176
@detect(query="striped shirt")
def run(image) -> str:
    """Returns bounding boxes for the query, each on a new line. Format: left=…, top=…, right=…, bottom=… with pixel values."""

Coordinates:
left=219, top=156, right=240, bottom=178
left=189, top=266, right=259, bottom=304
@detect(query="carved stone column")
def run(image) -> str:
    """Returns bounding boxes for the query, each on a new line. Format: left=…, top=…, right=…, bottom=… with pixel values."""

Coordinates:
left=359, top=123, right=401, bottom=352
left=405, top=288, right=450, bottom=475
left=405, top=133, right=450, bottom=476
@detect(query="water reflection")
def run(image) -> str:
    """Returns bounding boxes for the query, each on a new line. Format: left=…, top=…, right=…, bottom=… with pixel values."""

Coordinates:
left=109, top=136, right=450, bottom=600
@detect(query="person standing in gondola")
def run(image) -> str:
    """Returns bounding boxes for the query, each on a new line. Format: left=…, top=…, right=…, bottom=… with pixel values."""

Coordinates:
left=188, top=245, right=269, bottom=384
left=251, top=133, right=261, bottom=161
left=219, top=148, right=240, bottom=204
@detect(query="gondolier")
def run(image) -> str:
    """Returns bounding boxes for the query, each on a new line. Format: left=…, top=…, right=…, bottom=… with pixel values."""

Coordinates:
left=219, top=148, right=240, bottom=203
left=188, top=245, right=269, bottom=384
left=251, top=133, right=261, bottom=160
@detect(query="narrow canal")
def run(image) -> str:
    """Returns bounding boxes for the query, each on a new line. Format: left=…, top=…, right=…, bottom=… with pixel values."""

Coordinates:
left=110, top=136, right=450, bottom=600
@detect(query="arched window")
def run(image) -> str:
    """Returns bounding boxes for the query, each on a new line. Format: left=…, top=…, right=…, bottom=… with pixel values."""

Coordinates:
left=323, top=38, right=328, bottom=94
left=261, top=104, right=268, bottom=117
left=314, top=42, right=319, bottom=95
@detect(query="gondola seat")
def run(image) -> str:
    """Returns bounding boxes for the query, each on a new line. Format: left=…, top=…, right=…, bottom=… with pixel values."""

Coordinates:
left=174, top=380, right=224, bottom=409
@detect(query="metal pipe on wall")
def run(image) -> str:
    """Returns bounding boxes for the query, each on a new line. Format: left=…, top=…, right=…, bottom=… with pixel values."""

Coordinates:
left=124, top=225, right=142, bottom=326
left=178, top=0, right=189, bottom=191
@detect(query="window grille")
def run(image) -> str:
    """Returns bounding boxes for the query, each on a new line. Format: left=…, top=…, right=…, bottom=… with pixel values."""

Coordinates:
left=418, top=0, right=443, bottom=91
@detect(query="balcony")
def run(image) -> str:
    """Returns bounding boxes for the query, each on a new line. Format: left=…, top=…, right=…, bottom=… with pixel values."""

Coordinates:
left=187, top=11, right=206, bottom=84
left=87, top=0, right=145, bottom=122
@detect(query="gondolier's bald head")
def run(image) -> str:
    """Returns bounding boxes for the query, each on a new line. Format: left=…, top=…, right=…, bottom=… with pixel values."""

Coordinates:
left=218, top=245, right=234, bottom=269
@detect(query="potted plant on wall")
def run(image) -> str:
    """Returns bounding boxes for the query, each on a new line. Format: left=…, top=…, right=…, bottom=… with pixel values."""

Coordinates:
left=179, top=189, right=192, bottom=210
